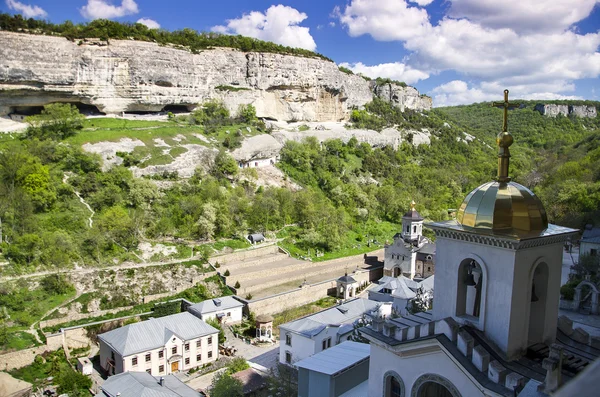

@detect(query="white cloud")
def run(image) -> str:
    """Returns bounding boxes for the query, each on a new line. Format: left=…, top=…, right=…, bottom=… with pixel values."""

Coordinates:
left=212, top=5, right=317, bottom=51
left=329, top=22, right=336, bottom=28
left=5, top=0, right=47, bottom=18
left=448, top=0, right=600, bottom=34
left=335, top=0, right=431, bottom=41
left=336, top=0, right=600, bottom=104
left=80, top=0, right=139, bottom=20
left=137, top=18, right=160, bottom=29
left=339, top=61, right=429, bottom=85
left=409, top=0, right=435, bottom=5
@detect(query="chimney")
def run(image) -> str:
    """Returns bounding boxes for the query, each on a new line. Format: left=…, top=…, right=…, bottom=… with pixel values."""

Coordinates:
left=160, top=377, right=165, bottom=386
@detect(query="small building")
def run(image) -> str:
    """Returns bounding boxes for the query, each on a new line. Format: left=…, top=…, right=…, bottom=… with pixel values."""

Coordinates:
left=336, top=273, right=359, bottom=300
left=256, top=314, right=274, bottom=342
left=368, top=275, right=434, bottom=315
left=77, top=357, right=93, bottom=376
left=98, top=312, right=219, bottom=376
left=231, top=368, right=268, bottom=396
left=279, top=298, right=390, bottom=365
left=187, top=296, right=244, bottom=324
left=580, top=224, right=600, bottom=257
left=95, top=371, right=198, bottom=397
left=296, top=341, right=370, bottom=397
left=248, top=233, right=265, bottom=244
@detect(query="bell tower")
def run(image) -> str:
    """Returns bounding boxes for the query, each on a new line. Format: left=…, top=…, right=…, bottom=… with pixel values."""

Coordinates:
left=402, top=200, right=423, bottom=242
left=428, top=90, right=577, bottom=360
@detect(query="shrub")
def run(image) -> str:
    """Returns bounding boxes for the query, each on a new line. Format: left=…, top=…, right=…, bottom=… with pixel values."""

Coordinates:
left=41, top=274, right=74, bottom=295
left=338, top=66, right=354, bottom=75
left=224, top=269, right=230, bottom=276
left=226, top=357, right=250, bottom=374
left=245, top=293, right=253, bottom=300
left=234, top=281, right=241, bottom=289
left=238, top=104, right=257, bottom=123
left=560, top=279, right=580, bottom=300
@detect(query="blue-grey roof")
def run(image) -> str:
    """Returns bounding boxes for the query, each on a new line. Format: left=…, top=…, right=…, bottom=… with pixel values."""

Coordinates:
left=98, top=312, right=218, bottom=357
left=582, top=226, right=600, bottom=240
left=279, top=298, right=382, bottom=338
left=295, top=341, right=370, bottom=375
left=187, top=296, right=244, bottom=317
left=96, top=371, right=199, bottom=397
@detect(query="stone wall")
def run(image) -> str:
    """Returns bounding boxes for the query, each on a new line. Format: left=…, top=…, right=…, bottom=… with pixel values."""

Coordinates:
left=535, top=104, right=597, bottom=118
left=0, top=31, right=431, bottom=120
left=246, top=266, right=382, bottom=316
left=212, top=244, right=280, bottom=266
left=0, top=346, right=47, bottom=371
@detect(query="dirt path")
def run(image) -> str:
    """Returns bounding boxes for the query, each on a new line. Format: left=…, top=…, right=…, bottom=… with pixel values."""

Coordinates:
left=63, top=173, right=95, bottom=228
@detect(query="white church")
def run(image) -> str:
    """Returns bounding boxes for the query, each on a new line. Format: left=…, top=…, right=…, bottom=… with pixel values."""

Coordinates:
left=361, top=94, right=597, bottom=397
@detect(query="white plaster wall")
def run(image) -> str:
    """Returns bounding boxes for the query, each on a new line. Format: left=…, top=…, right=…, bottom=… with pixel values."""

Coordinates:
left=200, top=307, right=243, bottom=324
left=580, top=242, right=599, bottom=257
left=279, top=331, right=315, bottom=365
left=368, top=342, right=488, bottom=397
left=240, top=158, right=276, bottom=168
left=433, top=236, right=565, bottom=358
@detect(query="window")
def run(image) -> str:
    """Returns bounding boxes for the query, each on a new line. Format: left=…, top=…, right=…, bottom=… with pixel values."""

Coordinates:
left=146, top=369, right=151, bottom=374
left=185, top=343, right=190, bottom=352
left=413, top=225, right=417, bottom=233
left=196, top=340, right=201, bottom=348
left=145, top=353, right=151, bottom=362
left=390, top=377, right=402, bottom=397
left=159, top=365, right=164, bottom=373
left=208, top=351, right=213, bottom=359
left=285, top=334, right=292, bottom=346
left=196, top=354, right=201, bottom=361
left=172, top=346, right=177, bottom=354
left=591, top=249, right=598, bottom=257
left=285, top=351, right=291, bottom=364
left=159, top=350, right=164, bottom=359
left=207, top=336, right=213, bottom=345
left=185, top=358, right=190, bottom=365
left=322, top=338, right=332, bottom=351
left=132, top=357, right=138, bottom=366
left=227, top=312, right=231, bottom=317
left=428, top=267, right=431, bottom=272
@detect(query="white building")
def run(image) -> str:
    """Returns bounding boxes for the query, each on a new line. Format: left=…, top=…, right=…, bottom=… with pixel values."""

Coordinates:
left=95, top=371, right=198, bottom=397
left=580, top=224, right=600, bottom=257
left=360, top=121, right=595, bottom=397
left=187, top=296, right=244, bottom=324
left=279, top=298, right=390, bottom=366
left=98, top=312, right=219, bottom=376
left=384, top=202, right=436, bottom=279
left=369, top=275, right=434, bottom=315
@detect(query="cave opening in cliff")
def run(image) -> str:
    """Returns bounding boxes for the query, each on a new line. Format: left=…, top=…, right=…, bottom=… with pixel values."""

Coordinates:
left=162, top=105, right=192, bottom=114
left=72, top=103, right=105, bottom=116
left=12, top=105, right=45, bottom=116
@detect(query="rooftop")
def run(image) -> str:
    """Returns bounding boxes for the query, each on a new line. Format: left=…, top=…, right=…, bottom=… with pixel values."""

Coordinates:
left=188, top=295, right=244, bottom=316
left=98, top=312, right=218, bottom=356
left=295, top=341, right=370, bottom=376
left=95, top=371, right=198, bottom=397
left=280, top=298, right=382, bottom=338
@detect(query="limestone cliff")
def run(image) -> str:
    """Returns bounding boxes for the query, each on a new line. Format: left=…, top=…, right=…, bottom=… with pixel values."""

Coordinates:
left=0, top=32, right=431, bottom=121
left=534, top=103, right=597, bottom=118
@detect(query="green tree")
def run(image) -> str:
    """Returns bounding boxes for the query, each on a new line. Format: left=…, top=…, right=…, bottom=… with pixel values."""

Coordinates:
left=238, top=104, right=257, bottom=123
left=226, top=357, right=250, bottom=374
left=209, top=372, right=243, bottom=397
left=210, top=151, right=239, bottom=180
left=25, top=103, right=85, bottom=140
left=40, top=274, right=74, bottom=295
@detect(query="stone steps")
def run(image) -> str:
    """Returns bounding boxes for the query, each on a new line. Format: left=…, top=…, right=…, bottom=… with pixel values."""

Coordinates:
left=223, top=253, right=299, bottom=273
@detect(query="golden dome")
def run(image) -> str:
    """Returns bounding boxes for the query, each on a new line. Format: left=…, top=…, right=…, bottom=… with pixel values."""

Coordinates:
left=457, top=181, right=548, bottom=235
left=456, top=89, right=548, bottom=236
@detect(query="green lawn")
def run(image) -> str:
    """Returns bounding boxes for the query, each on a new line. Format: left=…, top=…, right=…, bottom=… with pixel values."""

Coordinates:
left=1, top=331, right=40, bottom=352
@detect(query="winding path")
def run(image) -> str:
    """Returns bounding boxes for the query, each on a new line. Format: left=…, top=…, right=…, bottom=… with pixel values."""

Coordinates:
left=62, top=173, right=95, bottom=228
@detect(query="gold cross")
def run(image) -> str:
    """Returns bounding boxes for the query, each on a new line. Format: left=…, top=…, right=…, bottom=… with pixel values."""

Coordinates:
left=492, top=89, right=521, bottom=132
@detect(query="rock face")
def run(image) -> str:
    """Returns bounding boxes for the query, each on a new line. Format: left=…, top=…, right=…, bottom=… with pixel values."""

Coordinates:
left=371, top=82, right=433, bottom=112
left=535, top=103, right=597, bottom=118
left=0, top=32, right=431, bottom=121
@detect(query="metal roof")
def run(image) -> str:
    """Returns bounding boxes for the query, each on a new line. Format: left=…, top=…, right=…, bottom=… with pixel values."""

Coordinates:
left=582, top=225, right=600, bottom=240
left=187, top=296, right=244, bottom=317
left=95, top=371, right=199, bottom=397
left=98, top=312, right=218, bottom=357
left=295, top=341, right=370, bottom=375
left=279, top=298, right=382, bottom=338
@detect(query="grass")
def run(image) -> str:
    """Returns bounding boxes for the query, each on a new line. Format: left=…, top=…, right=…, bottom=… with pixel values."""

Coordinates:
left=215, top=85, right=251, bottom=92
left=1, top=331, right=40, bottom=352
left=272, top=296, right=337, bottom=334
left=210, top=238, right=251, bottom=251
left=278, top=221, right=399, bottom=262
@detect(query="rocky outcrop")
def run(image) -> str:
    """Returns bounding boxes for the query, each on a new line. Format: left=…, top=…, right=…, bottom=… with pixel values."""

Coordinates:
left=0, top=32, right=431, bottom=121
left=535, top=103, right=597, bottom=118
left=371, top=82, right=433, bottom=112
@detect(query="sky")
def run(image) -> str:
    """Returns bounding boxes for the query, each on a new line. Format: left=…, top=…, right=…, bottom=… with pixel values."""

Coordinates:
left=2, top=0, right=600, bottom=106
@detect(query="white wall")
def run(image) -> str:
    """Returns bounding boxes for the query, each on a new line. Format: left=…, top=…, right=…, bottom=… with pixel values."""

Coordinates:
left=200, top=306, right=243, bottom=324
left=432, top=235, right=564, bottom=359
left=580, top=241, right=600, bottom=257
left=239, top=157, right=276, bottom=169
left=368, top=342, right=487, bottom=397
left=279, top=331, right=315, bottom=365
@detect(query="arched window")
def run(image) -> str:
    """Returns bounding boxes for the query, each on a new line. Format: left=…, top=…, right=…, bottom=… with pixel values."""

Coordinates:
left=456, top=259, right=483, bottom=320
left=383, top=371, right=404, bottom=397
left=411, top=374, right=461, bottom=397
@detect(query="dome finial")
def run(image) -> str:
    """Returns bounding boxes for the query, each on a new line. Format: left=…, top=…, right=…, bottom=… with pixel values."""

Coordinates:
left=492, top=90, right=521, bottom=184
left=410, top=200, right=416, bottom=210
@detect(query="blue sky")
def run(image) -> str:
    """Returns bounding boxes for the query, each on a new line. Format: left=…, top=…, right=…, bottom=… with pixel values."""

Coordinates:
left=2, top=0, right=599, bottom=106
